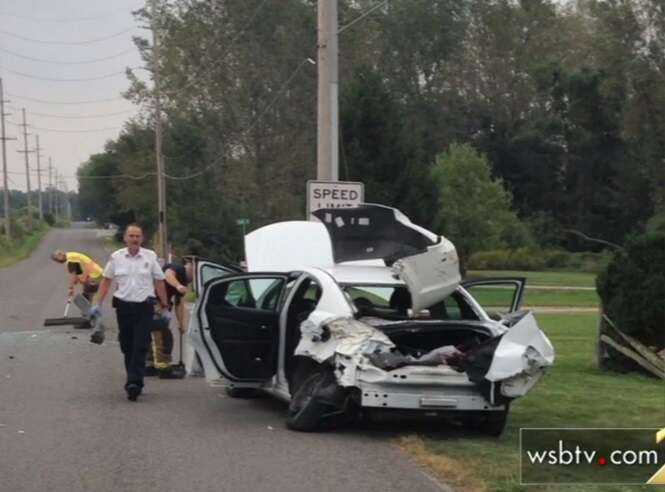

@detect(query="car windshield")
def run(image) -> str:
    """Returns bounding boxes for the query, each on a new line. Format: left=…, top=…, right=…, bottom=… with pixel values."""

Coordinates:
left=343, top=284, right=479, bottom=321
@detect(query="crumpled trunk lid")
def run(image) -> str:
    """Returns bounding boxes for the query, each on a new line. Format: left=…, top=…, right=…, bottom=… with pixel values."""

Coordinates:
left=313, top=204, right=461, bottom=312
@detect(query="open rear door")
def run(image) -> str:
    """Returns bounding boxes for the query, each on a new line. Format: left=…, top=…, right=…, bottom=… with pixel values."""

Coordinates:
left=196, top=273, right=289, bottom=383
left=193, top=257, right=241, bottom=297
left=461, top=278, right=526, bottom=314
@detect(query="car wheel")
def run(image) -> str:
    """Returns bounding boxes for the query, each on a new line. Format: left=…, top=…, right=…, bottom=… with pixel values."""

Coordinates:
left=286, top=370, right=331, bottom=432
left=463, top=406, right=510, bottom=436
left=225, top=387, right=259, bottom=398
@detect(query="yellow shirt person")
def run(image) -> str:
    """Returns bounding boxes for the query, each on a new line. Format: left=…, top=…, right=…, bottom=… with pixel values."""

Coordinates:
left=51, top=249, right=104, bottom=301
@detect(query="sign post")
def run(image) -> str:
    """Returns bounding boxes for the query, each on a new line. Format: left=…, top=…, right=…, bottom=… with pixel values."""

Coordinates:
left=307, top=180, right=364, bottom=220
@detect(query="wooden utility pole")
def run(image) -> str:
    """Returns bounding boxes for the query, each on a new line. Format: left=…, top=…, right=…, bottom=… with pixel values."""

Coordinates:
left=53, top=169, right=59, bottom=222
left=18, top=108, right=33, bottom=227
left=151, top=0, right=167, bottom=259
left=0, top=78, right=15, bottom=240
left=34, top=135, right=43, bottom=220
left=317, top=0, right=339, bottom=181
left=48, top=157, right=53, bottom=214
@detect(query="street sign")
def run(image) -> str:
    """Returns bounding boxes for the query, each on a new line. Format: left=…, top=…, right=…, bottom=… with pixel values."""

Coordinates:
left=236, top=218, right=250, bottom=226
left=307, top=180, right=364, bottom=220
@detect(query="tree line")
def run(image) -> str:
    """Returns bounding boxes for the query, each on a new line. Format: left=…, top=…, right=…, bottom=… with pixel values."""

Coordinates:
left=77, top=0, right=665, bottom=262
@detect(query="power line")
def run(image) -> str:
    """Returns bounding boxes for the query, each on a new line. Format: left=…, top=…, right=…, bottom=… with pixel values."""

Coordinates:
left=7, top=106, right=135, bottom=119
left=0, top=46, right=137, bottom=65
left=338, top=0, right=389, bottom=35
left=6, top=121, right=123, bottom=133
left=0, top=66, right=134, bottom=82
left=0, top=27, right=136, bottom=45
left=6, top=93, right=125, bottom=105
left=0, top=8, right=136, bottom=23
left=73, top=58, right=313, bottom=182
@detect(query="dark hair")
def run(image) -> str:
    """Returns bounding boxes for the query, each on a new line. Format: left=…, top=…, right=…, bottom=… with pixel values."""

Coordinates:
left=124, top=223, right=144, bottom=234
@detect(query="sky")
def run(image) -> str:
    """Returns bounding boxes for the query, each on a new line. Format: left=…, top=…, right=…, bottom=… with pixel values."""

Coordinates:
left=0, top=0, right=147, bottom=193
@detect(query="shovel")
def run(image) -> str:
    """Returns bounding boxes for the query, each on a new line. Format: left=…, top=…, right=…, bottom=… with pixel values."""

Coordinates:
left=44, top=297, right=91, bottom=328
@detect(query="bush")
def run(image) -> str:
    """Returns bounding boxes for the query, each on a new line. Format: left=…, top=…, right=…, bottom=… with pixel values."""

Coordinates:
left=467, top=248, right=611, bottom=273
left=596, top=232, right=665, bottom=345
left=43, top=212, right=55, bottom=226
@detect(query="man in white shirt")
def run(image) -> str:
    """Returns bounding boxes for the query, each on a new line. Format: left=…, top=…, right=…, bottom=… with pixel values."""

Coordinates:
left=93, top=223, right=169, bottom=402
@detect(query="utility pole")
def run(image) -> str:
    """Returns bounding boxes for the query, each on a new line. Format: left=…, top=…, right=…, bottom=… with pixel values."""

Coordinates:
left=0, top=78, right=15, bottom=240
left=48, top=157, right=53, bottom=214
left=18, top=108, right=33, bottom=227
left=53, top=169, right=59, bottom=222
left=62, top=178, right=71, bottom=222
left=151, top=0, right=167, bottom=259
left=34, top=135, right=43, bottom=220
left=317, top=0, right=339, bottom=181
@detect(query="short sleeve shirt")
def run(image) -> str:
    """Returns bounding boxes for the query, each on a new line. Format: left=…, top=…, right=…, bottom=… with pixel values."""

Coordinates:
left=103, top=247, right=166, bottom=302
left=163, top=263, right=188, bottom=302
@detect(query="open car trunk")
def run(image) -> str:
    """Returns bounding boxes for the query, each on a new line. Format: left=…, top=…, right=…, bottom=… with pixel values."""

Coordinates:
left=361, top=318, right=495, bottom=368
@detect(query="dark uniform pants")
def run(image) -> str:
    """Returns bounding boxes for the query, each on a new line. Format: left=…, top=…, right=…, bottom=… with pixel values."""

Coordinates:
left=114, top=298, right=153, bottom=388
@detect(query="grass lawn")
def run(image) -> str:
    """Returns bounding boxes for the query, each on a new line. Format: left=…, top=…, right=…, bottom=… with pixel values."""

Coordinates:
left=469, top=286, right=599, bottom=308
left=399, top=312, right=664, bottom=492
left=466, top=270, right=596, bottom=288
left=0, top=224, right=50, bottom=268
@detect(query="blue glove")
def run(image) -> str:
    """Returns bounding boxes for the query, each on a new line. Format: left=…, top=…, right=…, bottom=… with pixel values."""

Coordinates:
left=90, top=305, right=102, bottom=318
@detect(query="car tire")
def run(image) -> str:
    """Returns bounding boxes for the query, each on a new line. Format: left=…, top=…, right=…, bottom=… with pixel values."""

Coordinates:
left=286, top=370, right=331, bottom=432
left=463, top=406, right=510, bottom=436
left=225, top=387, right=259, bottom=398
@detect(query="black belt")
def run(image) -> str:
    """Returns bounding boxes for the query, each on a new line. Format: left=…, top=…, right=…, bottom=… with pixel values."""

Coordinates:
left=113, top=296, right=155, bottom=308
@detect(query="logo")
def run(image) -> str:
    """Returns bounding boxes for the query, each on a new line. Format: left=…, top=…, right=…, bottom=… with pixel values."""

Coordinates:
left=521, top=428, right=665, bottom=485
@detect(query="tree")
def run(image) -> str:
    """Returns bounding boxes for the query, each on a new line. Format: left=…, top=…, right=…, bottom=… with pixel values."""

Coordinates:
left=431, top=143, right=531, bottom=266
left=340, top=66, right=434, bottom=224
left=77, top=150, right=121, bottom=225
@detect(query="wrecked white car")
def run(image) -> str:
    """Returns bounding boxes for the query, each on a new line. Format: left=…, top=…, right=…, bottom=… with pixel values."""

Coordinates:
left=188, top=204, right=554, bottom=435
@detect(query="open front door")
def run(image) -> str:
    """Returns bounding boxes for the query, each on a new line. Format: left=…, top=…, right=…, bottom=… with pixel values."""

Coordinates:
left=197, top=273, right=288, bottom=383
left=461, top=278, right=526, bottom=313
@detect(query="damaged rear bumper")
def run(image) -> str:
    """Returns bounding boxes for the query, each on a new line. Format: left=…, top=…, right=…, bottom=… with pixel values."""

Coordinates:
left=357, top=364, right=506, bottom=411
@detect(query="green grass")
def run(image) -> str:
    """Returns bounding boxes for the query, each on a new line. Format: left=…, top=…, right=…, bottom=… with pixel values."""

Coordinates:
left=469, top=286, right=599, bottom=308
left=404, top=313, right=664, bottom=492
left=0, top=224, right=50, bottom=268
left=467, top=270, right=596, bottom=288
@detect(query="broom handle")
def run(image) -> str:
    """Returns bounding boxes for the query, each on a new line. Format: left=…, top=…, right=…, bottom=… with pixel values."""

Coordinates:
left=63, top=298, right=72, bottom=317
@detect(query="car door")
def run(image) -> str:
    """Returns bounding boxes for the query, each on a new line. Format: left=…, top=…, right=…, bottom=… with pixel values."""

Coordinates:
left=193, top=256, right=241, bottom=297
left=461, top=278, right=527, bottom=314
left=196, top=273, right=289, bottom=383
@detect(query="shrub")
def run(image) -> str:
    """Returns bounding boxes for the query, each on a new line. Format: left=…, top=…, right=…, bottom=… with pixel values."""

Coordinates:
left=467, top=248, right=610, bottom=273
left=431, top=144, right=532, bottom=262
left=43, top=212, right=55, bottom=226
left=596, top=232, right=665, bottom=345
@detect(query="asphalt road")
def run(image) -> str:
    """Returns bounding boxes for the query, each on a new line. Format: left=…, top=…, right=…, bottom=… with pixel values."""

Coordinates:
left=0, top=225, right=448, bottom=492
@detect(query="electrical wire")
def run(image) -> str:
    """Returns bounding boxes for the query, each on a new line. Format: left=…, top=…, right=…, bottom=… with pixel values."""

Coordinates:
left=338, top=0, right=389, bottom=35
left=30, top=125, right=123, bottom=134
left=0, top=46, right=137, bottom=65
left=68, top=58, right=311, bottom=182
left=0, top=8, right=136, bottom=23
left=7, top=106, right=135, bottom=119
left=7, top=93, right=125, bottom=105
left=0, top=27, right=136, bottom=45
left=0, top=66, right=134, bottom=82
left=6, top=121, right=122, bottom=133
